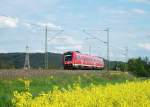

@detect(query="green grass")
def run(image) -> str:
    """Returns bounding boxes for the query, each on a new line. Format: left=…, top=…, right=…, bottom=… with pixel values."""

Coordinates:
left=0, top=70, right=136, bottom=107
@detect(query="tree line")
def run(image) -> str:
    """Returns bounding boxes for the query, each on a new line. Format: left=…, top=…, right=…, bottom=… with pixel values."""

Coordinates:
left=110, top=57, right=150, bottom=77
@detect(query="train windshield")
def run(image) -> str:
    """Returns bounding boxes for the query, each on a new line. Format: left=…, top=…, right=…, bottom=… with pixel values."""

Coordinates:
left=64, top=52, right=72, bottom=61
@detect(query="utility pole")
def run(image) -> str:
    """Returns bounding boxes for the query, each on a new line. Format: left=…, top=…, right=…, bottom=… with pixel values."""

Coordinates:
left=105, top=28, right=109, bottom=72
left=122, top=47, right=128, bottom=72
left=24, top=46, right=30, bottom=70
left=108, top=28, right=110, bottom=72
left=45, top=26, right=48, bottom=69
left=83, top=28, right=110, bottom=72
left=44, top=27, right=63, bottom=70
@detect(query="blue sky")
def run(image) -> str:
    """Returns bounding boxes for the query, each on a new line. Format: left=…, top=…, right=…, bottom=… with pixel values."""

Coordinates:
left=0, top=0, right=150, bottom=61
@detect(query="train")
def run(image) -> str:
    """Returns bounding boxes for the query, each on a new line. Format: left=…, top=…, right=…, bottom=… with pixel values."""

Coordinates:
left=63, top=51, right=104, bottom=70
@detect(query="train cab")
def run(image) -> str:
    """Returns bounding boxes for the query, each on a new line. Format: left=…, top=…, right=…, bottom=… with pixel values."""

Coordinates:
left=63, top=51, right=73, bottom=69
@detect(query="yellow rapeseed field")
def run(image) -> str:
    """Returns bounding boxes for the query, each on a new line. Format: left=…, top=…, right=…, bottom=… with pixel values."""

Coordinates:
left=12, top=80, right=150, bottom=107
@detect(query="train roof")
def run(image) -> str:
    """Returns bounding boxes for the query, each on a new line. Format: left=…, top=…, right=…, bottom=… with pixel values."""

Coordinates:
left=64, top=51, right=80, bottom=54
left=73, top=51, right=104, bottom=59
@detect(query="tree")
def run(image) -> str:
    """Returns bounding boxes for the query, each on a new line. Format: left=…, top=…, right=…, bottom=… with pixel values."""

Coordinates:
left=128, top=57, right=150, bottom=77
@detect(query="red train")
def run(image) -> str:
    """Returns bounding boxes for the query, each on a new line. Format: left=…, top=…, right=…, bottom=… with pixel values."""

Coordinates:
left=63, top=51, right=104, bottom=70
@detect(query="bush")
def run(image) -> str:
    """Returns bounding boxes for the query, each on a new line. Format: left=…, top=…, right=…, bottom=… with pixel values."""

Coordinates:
left=128, top=57, right=150, bottom=77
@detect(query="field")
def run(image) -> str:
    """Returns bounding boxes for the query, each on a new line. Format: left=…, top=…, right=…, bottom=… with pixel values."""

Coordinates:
left=12, top=80, right=150, bottom=107
left=0, top=69, right=147, bottom=107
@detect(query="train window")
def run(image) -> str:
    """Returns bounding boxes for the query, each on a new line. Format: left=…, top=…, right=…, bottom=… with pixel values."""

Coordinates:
left=76, top=55, right=80, bottom=60
left=65, top=55, right=72, bottom=61
left=64, top=52, right=72, bottom=61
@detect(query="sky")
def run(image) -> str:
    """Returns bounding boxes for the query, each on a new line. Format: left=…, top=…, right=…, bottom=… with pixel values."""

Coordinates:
left=0, top=0, right=150, bottom=61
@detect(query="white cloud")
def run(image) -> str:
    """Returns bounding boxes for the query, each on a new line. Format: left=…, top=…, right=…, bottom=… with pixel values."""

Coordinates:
left=0, top=16, right=18, bottom=28
left=111, top=8, right=146, bottom=16
left=22, top=22, right=32, bottom=28
left=0, top=15, right=62, bottom=30
left=49, top=35, right=83, bottom=45
left=131, top=9, right=146, bottom=14
left=110, top=52, right=115, bottom=58
left=125, top=31, right=140, bottom=38
left=110, top=10, right=127, bottom=15
left=138, top=43, right=150, bottom=50
left=48, top=35, right=84, bottom=52
left=129, top=0, right=150, bottom=4
left=98, top=6, right=146, bottom=18
left=147, top=33, right=150, bottom=36
left=0, top=49, right=7, bottom=53
left=52, top=45, right=82, bottom=54
left=37, top=22, right=62, bottom=30
left=55, top=45, right=83, bottom=50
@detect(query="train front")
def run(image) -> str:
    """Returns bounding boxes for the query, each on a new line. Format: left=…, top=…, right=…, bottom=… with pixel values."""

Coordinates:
left=63, top=51, right=73, bottom=69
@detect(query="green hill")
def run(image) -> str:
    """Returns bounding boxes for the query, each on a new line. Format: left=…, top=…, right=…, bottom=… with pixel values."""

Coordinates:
left=0, top=53, right=63, bottom=69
